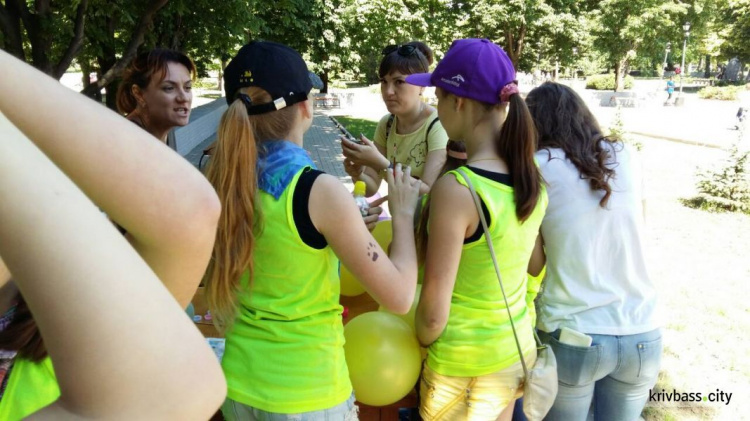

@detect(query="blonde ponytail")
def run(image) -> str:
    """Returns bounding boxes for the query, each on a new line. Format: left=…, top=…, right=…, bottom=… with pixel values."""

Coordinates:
left=204, top=98, right=258, bottom=331
left=203, top=87, right=299, bottom=332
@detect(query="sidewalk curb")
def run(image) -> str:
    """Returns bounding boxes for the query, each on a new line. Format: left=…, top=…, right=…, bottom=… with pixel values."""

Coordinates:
left=630, top=131, right=728, bottom=150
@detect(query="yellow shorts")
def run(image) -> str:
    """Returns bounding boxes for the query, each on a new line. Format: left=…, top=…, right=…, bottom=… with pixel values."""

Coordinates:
left=419, top=354, right=536, bottom=421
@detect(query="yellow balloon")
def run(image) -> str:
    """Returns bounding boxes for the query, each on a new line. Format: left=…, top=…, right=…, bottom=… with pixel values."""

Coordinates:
left=344, top=312, right=422, bottom=406
left=339, top=220, right=392, bottom=297
left=371, top=219, right=392, bottom=251
left=379, top=285, right=421, bottom=332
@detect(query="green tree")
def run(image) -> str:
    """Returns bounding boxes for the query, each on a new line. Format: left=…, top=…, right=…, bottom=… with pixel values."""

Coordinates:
left=591, top=0, right=687, bottom=91
left=342, top=0, right=428, bottom=83
left=719, top=0, right=750, bottom=64
left=79, top=0, right=168, bottom=103
left=0, top=0, right=88, bottom=79
left=449, top=0, right=555, bottom=68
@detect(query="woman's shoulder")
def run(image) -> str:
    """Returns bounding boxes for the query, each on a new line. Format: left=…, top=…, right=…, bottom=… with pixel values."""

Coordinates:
left=534, top=147, right=566, bottom=166
left=377, top=113, right=394, bottom=127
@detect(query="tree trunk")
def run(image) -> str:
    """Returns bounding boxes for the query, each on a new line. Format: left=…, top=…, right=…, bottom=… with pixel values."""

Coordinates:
left=504, top=24, right=526, bottom=67
left=614, top=60, right=624, bottom=92
left=321, top=71, right=329, bottom=94
left=704, top=55, right=711, bottom=78
left=104, top=81, right=120, bottom=110
left=0, top=1, right=26, bottom=60
left=81, top=0, right=169, bottom=97
left=81, top=60, right=92, bottom=89
left=53, top=0, right=89, bottom=79
left=81, top=59, right=103, bottom=102
left=218, top=58, right=226, bottom=93
left=12, top=0, right=54, bottom=75
left=554, top=61, right=559, bottom=81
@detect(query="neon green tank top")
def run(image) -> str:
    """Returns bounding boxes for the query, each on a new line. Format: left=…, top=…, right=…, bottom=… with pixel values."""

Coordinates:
left=427, top=167, right=547, bottom=377
left=0, top=357, right=59, bottom=420
left=221, top=168, right=350, bottom=413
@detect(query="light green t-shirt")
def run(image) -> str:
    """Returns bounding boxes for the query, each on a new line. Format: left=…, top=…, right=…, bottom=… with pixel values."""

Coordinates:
left=426, top=167, right=547, bottom=377
left=221, top=168, right=350, bottom=413
left=373, top=110, right=449, bottom=179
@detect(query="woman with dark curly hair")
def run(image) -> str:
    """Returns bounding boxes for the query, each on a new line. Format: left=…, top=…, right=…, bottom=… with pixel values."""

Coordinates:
left=525, top=82, right=661, bottom=421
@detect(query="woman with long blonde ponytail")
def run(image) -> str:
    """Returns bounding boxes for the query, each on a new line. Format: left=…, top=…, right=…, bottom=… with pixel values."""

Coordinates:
left=207, top=41, right=421, bottom=420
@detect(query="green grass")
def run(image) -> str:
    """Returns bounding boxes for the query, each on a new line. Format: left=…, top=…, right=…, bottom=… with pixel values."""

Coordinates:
left=334, top=116, right=378, bottom=141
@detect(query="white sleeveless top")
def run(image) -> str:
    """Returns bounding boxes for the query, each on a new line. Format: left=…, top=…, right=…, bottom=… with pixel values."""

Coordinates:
left=535, top=143, right=660, bottom=335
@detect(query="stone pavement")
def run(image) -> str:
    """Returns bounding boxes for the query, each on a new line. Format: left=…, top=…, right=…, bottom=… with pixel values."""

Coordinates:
left=303, top=114, right=351, bottom=188
left=184, top=112, right=354, bottom=189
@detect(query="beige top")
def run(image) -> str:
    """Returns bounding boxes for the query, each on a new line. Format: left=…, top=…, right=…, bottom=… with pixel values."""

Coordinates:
left=373, top=110, right=449, bottom=179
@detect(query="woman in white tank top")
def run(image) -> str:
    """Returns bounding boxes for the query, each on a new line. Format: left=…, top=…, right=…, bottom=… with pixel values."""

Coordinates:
left=526, top=82, right=661, bottom=421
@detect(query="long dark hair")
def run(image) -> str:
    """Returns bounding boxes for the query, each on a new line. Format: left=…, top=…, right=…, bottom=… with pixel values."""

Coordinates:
left=416, top=140, right=467, bottom=263
left=495, top=93, right=544, bottom=221
left=378, top=41, right=433, bottom=78
left=525, top=82, right=620, bottom=207
left=0, top=293, right=46, bottom=362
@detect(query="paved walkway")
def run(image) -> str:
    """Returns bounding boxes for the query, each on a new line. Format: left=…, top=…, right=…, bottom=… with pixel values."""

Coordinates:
left=185, top=113, right=353, bottom=188
left=315, top=84, right=749, bottom=150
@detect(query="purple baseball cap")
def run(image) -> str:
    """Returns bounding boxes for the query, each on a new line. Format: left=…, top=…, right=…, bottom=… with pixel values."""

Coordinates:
left=406, top=38, right=516, bottom=105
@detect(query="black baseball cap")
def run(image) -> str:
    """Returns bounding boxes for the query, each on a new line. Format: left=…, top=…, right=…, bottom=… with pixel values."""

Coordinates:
left=224, top=41, right=324, bottom=115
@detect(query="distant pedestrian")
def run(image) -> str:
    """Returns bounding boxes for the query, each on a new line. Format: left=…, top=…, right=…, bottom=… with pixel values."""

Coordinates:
left=736, top=107, right=748, bottom=131
left=665, top=76, right=675, bottom=104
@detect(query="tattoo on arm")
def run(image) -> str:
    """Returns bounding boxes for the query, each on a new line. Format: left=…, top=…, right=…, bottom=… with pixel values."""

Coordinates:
left=366, top=242, right=379, bottom=261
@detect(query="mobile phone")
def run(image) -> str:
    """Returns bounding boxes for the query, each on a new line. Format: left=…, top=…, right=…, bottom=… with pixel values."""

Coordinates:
left=559, top=327, right=593, bottom=347
left=341, top=128, right=363, bottom=144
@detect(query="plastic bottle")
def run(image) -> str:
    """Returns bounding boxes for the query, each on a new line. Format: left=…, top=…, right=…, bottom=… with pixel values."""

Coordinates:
left=353, top=181, right=369, bottom=217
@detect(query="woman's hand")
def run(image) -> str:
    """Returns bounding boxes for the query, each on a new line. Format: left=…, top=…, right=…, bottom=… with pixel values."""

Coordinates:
left=341, top=133, right=390, bottom=170
left=364, top=196, right=388, bottom=231
left=343, top=155, right=364, bottom=180
left=385, top=164, right=420, bottom=218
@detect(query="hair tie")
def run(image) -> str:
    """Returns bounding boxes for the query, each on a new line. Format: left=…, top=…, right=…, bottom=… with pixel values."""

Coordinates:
left=446, top=140, right=467, bottom=160
left=447, top=150, right=468, bottom=160
left=500, top=82, right=519, bottom=103
left=237, top=93, right=254, bottom=113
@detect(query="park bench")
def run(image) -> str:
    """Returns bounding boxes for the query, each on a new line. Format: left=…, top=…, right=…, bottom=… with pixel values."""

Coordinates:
left=598, top=92, right=641, bottom=108
left=313, top=93, right=341, bottom=108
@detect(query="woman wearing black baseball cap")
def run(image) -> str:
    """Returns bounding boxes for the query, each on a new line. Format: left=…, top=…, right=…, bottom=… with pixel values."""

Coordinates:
left=203, top=41, right=421, bottom=419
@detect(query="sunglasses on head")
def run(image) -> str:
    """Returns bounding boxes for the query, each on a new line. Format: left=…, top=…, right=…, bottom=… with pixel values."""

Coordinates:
left=382, top=44, right=418, bottom=57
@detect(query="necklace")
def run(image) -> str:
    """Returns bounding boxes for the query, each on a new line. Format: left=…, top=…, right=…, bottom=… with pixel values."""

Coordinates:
left=467, top=158, right=501, bottom=165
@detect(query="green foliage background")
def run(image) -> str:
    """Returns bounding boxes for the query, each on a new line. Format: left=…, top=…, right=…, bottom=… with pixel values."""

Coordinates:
left=2, top=0, right=750, bottom=100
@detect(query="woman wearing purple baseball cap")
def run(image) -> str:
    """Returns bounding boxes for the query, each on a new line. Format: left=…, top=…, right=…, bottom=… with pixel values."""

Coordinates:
left=204, top=40, right=422, bottom=419
left=408, top=38, right=547, bottom=420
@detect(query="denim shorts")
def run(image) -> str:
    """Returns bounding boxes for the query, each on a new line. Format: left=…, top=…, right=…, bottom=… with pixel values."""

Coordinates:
left=538, top=328, right=662, bottom=421
left=221, top=394, right=358, bottom=421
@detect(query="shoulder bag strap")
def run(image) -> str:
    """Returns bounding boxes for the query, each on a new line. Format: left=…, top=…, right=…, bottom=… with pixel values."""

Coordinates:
left=455, top=168, right=535, bottom=380
left=424, top=117, right=440, bottom=157
left=385, top=114, right=395, bottom=142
